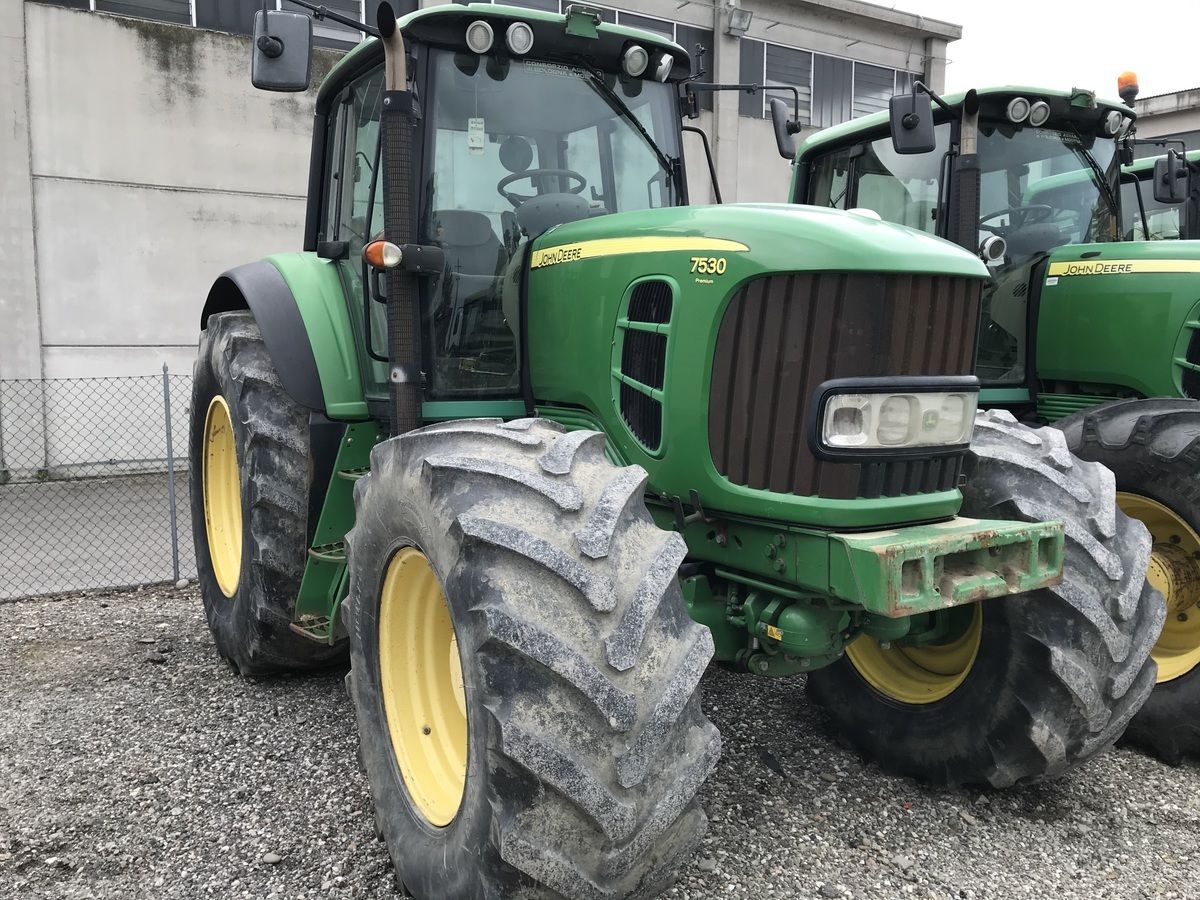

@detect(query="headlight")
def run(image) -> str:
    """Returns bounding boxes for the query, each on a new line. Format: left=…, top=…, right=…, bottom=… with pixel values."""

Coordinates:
left=817, top=380, right=978, bottom=454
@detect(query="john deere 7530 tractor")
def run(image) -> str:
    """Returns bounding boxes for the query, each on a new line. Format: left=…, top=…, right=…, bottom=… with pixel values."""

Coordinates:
left=190, top=5, right=1162, bottom=896
left=786, top=78, right=1200, bottom=764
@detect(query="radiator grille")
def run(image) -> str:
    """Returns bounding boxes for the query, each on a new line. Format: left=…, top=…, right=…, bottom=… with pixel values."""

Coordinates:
left=708, top=272, right=981, bottom=499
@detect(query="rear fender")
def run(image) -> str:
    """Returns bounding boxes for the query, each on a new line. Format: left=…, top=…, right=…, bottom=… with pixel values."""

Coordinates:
left=200, top=254, right=368, bottom=419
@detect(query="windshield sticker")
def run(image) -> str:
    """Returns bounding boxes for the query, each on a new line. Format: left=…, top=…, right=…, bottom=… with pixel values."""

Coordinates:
left=522, top=60, right=581, bottom=78
left=1047, top=259, right=1200, bottom=277
left=467, top=117, right=485, bottom=156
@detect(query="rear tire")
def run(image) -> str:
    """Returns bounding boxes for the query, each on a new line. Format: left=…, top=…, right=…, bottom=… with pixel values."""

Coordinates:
left=189, top=310, right=346, bottom=675
left=343, top=418, right=720, bottom=899
left=807, top=410, right=1164, bottom=787
left=1057, top=398, right=1200, bottom=764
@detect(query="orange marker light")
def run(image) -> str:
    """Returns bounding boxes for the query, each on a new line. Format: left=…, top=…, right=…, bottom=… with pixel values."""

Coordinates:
left=1117, top=71, right=1139, bottom=104
left=364, top=240, right=403, bottom=269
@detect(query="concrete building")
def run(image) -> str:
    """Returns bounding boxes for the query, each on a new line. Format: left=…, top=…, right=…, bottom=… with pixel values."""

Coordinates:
left=1133, top=87, right=1200, bottom=153
left=0, top=0, right=957, bottom=470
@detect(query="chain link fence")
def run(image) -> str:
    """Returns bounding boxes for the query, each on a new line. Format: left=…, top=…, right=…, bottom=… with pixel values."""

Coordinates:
left=0, top=368, right=196, bottom=600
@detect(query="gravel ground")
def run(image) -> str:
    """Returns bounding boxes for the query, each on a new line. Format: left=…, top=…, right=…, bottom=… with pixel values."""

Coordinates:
left=2, top=585, right=1198, bottom=900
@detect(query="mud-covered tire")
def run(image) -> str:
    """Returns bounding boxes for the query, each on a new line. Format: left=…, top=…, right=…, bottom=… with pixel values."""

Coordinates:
left=1057, top=398, right=1200, bottom=764
left=188, top=310, right=346, bottom=675
left=343, top=418, right=720, bottom=899
left=807, top=410, right=1164, bottom=787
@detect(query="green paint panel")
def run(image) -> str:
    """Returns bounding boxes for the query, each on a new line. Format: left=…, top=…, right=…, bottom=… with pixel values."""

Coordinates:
left=829, top=516, right=1064, bottom=617
left=1036, top=393, right=1122, bottom=422
left=1036, top=243, right=1200, bottom=398
left=266, top=253, right=369, bottom=420
left=294, top=420, right=381, bottom=639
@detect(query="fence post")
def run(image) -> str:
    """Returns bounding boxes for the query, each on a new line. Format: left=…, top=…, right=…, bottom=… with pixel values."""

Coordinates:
left=162, top=363, right=181, bottom=584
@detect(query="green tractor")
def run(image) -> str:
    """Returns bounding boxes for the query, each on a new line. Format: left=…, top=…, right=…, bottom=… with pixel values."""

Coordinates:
left=785, top=78, right=1200, bottom=764
left=190, top=4, right=1162, bottom=896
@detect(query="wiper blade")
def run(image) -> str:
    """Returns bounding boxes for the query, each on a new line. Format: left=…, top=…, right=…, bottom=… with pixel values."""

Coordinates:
left=1069, top=125, right=1119, bottom=218
left=582, top=66, right=678, bottom=201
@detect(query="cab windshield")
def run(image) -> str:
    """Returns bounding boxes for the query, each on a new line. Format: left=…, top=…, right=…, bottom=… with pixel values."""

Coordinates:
left=421, top=50, right=683, bottom=397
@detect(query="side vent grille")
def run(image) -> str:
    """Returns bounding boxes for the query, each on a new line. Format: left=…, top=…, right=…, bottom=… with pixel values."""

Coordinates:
left=621, top=331, right=667, bottom=390
left=619, top=383, right=663, bottom=451
left=616, top=280, right=673, bottom=452
left=627, top=280, right=673, bottom=324
left=1183, top=327, right=1200, bottom=400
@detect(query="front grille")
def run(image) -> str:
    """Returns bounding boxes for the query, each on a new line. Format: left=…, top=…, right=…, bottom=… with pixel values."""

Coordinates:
left=1184, top=327, right=1200, bottom=400
left=708, top=272, right=981, bottom=499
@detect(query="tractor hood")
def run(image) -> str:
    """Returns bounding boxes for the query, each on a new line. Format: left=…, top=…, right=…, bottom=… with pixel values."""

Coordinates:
left=526, top=202, right=989, bottom=530
left=529, top=203, right=989, bottom=281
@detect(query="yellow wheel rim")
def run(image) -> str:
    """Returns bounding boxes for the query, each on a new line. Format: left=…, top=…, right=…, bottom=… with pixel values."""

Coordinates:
left=1117, top=492, right=1200, bottom=683
left=378, top=547, right=468, bottom=827
left=201, top=395, right=242, bottom=598
left=845, top=604, right=983, bottom=704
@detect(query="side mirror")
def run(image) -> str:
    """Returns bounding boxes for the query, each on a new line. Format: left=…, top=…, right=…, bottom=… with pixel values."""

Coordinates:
left=888, top=91, right=936, bottom=155
left=1153, top=149, right=1189, bottom=205
left=769, top=98, right=800, bottom=160
left=252, top=10, right=313, bottom=92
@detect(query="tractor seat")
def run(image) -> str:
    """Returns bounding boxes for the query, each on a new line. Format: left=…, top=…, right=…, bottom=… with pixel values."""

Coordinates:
left=432, top=209, right=506, bottom=276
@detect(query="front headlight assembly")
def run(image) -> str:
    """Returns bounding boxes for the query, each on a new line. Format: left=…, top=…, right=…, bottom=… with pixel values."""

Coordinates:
left=812, top=377, right=979, bottom=458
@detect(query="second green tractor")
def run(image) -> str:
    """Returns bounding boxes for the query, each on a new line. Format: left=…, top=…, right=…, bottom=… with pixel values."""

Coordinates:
left=785, top=75, right=1200, bottom=764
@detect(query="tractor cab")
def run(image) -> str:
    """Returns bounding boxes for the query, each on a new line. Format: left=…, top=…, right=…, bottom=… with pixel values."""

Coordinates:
left=256, top=2, right=690, bottom=405
left=791, top=86, right=1136, bottom=388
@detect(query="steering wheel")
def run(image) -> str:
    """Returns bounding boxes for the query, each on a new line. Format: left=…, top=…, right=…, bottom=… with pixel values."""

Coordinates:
left=979, top=204, right=1055, bottom=233
left=498, top=168, right=587, bottom=206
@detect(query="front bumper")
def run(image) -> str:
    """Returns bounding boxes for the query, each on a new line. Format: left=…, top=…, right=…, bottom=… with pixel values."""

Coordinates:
left=830, top=516, right=1065, bottom=617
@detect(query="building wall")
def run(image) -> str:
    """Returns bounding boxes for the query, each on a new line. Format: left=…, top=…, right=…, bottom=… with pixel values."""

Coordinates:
left=1135, top=88, right=1200, bottom=148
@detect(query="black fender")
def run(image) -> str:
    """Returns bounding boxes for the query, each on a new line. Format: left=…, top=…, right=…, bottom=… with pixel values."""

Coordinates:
left=200, top=261, right=326, bottom=412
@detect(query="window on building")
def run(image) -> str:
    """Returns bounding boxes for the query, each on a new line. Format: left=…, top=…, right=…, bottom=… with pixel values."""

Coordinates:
left=282, top=0, right=364, bottom=46
left=94, top=0, right=191, bottom=26
left=740, top=38, right=922, bottom=129
left=852, top=62, right=894, bottom=118
left=765, top=44, right=813, bottom=125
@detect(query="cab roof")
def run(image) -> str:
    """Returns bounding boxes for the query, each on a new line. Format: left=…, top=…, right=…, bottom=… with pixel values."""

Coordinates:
left=322, top=2, right=689, bottom=103
left=797, top=85, right=1135, bottom=159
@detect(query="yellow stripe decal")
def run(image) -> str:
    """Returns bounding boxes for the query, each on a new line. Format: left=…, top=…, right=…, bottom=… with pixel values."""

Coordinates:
left=1047, top=259, right=1200, bottom=277
left=530, top=236, right=750, bottom=269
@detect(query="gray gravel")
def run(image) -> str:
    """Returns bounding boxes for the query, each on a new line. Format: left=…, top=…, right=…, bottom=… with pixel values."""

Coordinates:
left=2, top=585, right=1199, bottom=899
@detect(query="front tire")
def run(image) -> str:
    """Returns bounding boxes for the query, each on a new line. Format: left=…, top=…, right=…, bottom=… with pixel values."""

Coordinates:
left=343, top=419, right=720, bottom=899
left=807, top=410, right=1164, bottom=787
left=189, top=310, right=346, bottom=674
left=1057, top=398, right=1200, bottom=764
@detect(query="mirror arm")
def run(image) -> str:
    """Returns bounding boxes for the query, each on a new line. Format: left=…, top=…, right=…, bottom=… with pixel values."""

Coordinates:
left=682, top=125, right=722, bottom=204
left=257, top=0, right=283, bottom=57
left=687, top=82, right=801, bottom=125
left=913, top=80, right=956, bottom=116
left=288, top=0, right=382, bottom=37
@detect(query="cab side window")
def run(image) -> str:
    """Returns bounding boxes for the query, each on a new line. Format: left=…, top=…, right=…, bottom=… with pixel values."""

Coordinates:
left=322, top=66, right=389, bottom=394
